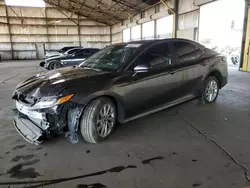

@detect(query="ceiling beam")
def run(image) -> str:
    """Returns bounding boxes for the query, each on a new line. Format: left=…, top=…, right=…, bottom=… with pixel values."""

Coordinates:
left=91, top=0, right=122, bottom=24
left=44, top=0, right=110, bottom=25
left=111, top=0, right=140, bottom=12
left=94, top=1, right=119, bottom=22
left=63, top=0, right=122, bottom=22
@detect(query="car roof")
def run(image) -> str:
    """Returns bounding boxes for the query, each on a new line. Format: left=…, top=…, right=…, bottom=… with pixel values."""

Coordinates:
left=81, top=48, right=100, bottom=50
left=115, top=38, right=204, bottom=48
left=66, top=47, right=82, bottom=51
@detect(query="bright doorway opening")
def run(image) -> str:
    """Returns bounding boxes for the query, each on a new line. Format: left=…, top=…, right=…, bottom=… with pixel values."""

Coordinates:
left=199, top=0, right=245, bottom=67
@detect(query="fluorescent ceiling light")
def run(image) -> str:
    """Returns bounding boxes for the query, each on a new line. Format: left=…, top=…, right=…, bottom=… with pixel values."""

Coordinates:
left=5, top=0, right=45, bottom=7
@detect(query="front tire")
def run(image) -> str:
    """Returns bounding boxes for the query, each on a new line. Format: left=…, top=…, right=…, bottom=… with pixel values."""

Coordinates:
left=48, top=61, right=62, bottom=70
left=80, top=98, right=116, bottom=143
left=201, top=76, right=219, bottom=104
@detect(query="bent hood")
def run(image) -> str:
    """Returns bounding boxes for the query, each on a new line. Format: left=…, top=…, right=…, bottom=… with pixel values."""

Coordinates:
left=14, top=67, right=110, bottom=99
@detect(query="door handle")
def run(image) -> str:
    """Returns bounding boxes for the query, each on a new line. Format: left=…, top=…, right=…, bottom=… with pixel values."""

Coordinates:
left=201, top=62, right=207, bottom=66
left=169, top=70, right=177, bottom=75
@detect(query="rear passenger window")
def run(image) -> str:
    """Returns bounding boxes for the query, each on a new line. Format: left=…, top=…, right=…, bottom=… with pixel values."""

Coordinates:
left=133, top=43, right=172, bottom=70
left=174, top=42, right=203, bottom=64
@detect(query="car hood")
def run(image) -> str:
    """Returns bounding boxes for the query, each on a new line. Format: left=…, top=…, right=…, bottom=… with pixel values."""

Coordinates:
left=46, top=54, right=67, bottom=61
left=14, top=67, right=110, bottom=99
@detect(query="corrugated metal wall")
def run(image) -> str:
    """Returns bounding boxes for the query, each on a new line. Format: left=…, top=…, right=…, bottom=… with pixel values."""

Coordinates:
left=111, top=0, right=217, bottom=43
left=0, top=3, right=111, bottom=60
left=111, top=1, right=175, bottom=44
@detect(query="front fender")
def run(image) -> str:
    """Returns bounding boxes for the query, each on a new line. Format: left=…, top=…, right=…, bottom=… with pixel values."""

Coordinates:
left=71, top=90, right=125, bottom=123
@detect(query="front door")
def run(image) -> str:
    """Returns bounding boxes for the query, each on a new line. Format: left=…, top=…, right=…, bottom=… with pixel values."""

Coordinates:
left=122, top=42, right=179, bottom=118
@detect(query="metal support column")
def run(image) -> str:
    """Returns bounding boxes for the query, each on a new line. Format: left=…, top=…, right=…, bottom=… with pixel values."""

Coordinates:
left=78, top=13, right=81, bottom=46
left=242, top=7, right=250, bottom=71
left=159, top=0, right=176, bottom=38
left=174, top=0, right=179, bottom=38
left=241, top=2, right=250, bottom=71
left=44, top=6, right=50, bottom=51
left=110, top=26, right=112, bottom=45
left=154, top=19, right=157, bottom=39
left=5, top=5, right=14, bottom=59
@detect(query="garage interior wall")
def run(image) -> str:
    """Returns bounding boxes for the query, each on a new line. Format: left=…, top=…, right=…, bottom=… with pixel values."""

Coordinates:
left=0, top=2, right=111, bottom=60
left=111, top=0, right=175, bottom=44
left=111, top=0, right=214, bottom=44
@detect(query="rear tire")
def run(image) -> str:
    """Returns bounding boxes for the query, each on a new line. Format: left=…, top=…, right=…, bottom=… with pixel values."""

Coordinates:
left=80, top=97, right=116, bottom=143
left=201, top=76, right=219, bottom=104
left=48, top=61, right=61, bottom=70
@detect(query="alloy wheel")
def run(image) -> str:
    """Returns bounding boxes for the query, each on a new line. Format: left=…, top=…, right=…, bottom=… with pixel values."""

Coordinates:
left=96, top=104, right=115, bottom=138
left=205, top=80, right=218, bottom=102
left=53, top=63, right=61, bottom=69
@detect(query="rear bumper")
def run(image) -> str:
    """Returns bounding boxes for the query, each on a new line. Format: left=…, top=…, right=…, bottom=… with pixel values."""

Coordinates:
left=13, top=115, right=44, bottom=145
left=220, top=75, right=228, bottom=88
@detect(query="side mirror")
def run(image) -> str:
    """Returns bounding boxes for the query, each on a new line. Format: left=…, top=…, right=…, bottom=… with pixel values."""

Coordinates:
left=134, top=64, right=149, bottom=73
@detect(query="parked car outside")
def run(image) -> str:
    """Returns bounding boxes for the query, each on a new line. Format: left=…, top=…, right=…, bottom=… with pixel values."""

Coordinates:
left=12, top=39, right=228, bottom=145
left=43, top=48, right=100, bottom=70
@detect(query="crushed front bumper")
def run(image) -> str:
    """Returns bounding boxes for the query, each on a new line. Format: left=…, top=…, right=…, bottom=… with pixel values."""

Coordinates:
left=13, top=100, right=83, bottom=145
left=14, top=101, right=50, bottom=145
left=13, top=116, right=44, bottom=145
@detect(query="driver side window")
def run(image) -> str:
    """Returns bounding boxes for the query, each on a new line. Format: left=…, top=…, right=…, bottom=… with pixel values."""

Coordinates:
left=133, top=43, right=172, bottom=70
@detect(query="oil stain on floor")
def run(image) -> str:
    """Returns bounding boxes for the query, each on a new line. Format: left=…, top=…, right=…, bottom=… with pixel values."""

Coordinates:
left=12, top=145, right=26, bottom=150
left=11, top=154, right=35, bottom=162
left=7, top=158, right=40, bottom=179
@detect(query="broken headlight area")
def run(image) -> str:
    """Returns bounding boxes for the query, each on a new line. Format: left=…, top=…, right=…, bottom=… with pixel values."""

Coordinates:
left=13, top=94, right=83, bottom=145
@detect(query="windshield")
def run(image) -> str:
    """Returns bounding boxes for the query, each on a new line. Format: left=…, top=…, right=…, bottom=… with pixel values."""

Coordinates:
left=78, top=44, right=141, bottom=71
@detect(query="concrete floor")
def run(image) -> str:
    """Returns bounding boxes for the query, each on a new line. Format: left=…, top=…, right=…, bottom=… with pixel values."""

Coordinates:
left=0, top=61, right=249, bottom=188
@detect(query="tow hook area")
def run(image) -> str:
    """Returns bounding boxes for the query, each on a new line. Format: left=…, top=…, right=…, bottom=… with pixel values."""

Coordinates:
left=66, top=107, right=83, bottom=144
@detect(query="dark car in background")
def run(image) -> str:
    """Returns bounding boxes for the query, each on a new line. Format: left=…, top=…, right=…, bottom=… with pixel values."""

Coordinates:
left=44, top=48, right=100, bottom=70
left=59, top=46, right=80, bottom=53
left=45, top=46, right=80, bottom=58
left=40, top=47, right=83, bottom=67
left=12, top=39, right=228, bottom=145
left=63, top=47, right=83, bottom=56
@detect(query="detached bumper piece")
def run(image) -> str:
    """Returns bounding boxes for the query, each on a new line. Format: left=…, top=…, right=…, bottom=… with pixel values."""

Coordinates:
left=13, top=116, right=44, bottom=145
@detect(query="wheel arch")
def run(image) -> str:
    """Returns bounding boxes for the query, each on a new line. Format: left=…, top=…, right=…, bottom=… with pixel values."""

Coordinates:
left=48, top=60, right=61, bottom=70
left=205, top=70, right=223, bottom=88
left=201, top=69, right=223, bottom=92
left=77, top=92, right=125, bottom=124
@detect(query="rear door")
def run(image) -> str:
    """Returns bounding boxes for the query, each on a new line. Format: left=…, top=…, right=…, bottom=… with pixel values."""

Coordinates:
left=82, top=49, right=94, bottom=59
left=171, top=41, right=207, bottom=97
left=123, top=42, right=179, bottom=118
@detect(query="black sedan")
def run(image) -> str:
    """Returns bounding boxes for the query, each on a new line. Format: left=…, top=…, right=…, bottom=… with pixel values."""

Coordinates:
left=12, top=39, right=228, bottom=145
left=44, top=48, right=100, bottom=70
left=45, top=46, right=80, bottom=58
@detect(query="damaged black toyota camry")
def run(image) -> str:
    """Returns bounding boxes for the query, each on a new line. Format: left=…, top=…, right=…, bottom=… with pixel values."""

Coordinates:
left=12, top=39, right=228, bottom=145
